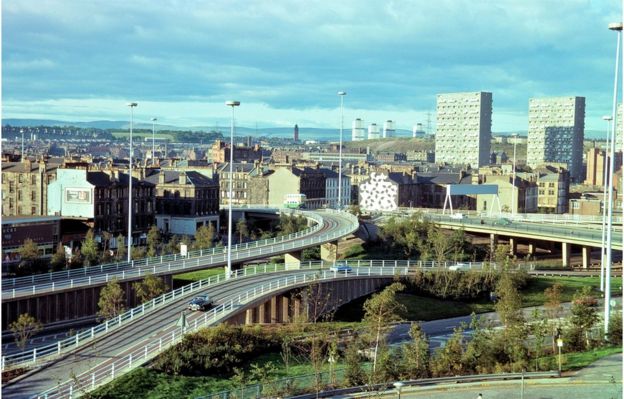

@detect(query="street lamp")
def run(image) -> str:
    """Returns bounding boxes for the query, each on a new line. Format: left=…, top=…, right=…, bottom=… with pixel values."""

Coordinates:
left=337, top=91, right=346, bottom=209
left=600, top=116, right=613, bottom=292
left=393, top=381, right=404, bottom=399
left=604, top=21, right=622, bottom=334
left=151, top=117, right=157, bottom=161
left=510, top=133, right=518, bottom=215
left=127, top=102, right=138, bottom=263
left=20, top=128, right=25, bottom=161
left=225, top=100, right=240, bottom=279
left=556, top=338, right=563, bottom=374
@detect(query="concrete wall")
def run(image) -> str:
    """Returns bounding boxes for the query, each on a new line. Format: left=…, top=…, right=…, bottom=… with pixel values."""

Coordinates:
left=47, top=169, right=95, bottom=218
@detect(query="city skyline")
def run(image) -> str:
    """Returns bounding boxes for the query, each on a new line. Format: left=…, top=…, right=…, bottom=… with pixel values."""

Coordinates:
left=2, top=1, right=621, bottom=132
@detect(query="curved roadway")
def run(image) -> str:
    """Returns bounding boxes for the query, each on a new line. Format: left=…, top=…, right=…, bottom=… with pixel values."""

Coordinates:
left=3, top=208, right=358, bottom=299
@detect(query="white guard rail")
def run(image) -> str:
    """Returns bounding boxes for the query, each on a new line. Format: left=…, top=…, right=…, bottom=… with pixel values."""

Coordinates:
left=34, top=265, right=415, bottom=399
left=3, top=209, right=359, bottom=299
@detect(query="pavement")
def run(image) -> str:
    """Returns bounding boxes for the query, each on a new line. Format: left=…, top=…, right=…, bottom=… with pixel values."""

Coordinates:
left=336, top=353, right=623, bottom=399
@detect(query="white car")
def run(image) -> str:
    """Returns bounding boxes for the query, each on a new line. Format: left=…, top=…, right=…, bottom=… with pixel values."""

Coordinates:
left=449, top=263, right=470, bottom=271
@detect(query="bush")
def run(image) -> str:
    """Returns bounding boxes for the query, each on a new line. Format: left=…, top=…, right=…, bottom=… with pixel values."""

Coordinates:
left=152, top=325, right=281, bottom=377
left=607, top=312, right=622, bottom=346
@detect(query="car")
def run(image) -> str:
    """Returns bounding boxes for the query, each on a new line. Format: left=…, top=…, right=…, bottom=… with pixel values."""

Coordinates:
left=448, top=263, right=470, bottom=271
left=329, top=261, right=352, bottom=273
left=494, top=218, right=512, bottom=226
left=187, top=294, right=213, bottom=311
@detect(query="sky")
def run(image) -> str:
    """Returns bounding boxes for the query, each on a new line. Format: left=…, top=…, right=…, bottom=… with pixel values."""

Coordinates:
left=2, top=0, right=622, bottom=134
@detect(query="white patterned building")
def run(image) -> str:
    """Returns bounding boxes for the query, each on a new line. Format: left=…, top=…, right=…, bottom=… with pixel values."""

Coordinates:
left=358, top=172, right=418, bottom=211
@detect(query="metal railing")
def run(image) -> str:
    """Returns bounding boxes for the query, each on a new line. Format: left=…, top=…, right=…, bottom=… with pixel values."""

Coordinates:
left=4, top=208, right=321, bottom=289
left=33, top=265, right=410, bottom=399
left=422, top=213, right=623, bottom=247
left=3, top=258, right=517, bottom=371
left=4, top=210, right=359, bottom=299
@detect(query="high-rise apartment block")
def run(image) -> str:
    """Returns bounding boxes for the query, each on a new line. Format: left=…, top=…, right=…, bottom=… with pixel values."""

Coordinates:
left=352, top=118, right=366, bottom=141
left=382, top=120, right=395, bottom=138
left=527, top=96, right=585, bottom=181
left=435, top=91, right=492, bottom=167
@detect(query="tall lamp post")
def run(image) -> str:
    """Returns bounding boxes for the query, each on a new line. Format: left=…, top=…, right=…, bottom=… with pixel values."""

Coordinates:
left=600, top=116, right=613, bottom=292
left=225, top=100, right=240, bottom=278
left=20, top=128, right=25, bottom=161
left=127, top=102, right=138, bottom=263
left=337, top=91, right=346, bottom=209
left=151, top=117, right=157, bottom=161
left=511, top=133, right=518, bottom=215
left=605, top=21, right=622, bottom=334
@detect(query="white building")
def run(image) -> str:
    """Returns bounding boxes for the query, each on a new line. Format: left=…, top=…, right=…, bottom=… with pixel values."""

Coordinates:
left=382, top=120, right=395, bottom=138
left=368, top=123, right=380, bottom=140
left=527, top=96, right=585, bottom=181
left=435, top=91, right=492, bottom=167
left=352, top=118, right=366, bottom=141
left=319, top=168, right=351, bottom=208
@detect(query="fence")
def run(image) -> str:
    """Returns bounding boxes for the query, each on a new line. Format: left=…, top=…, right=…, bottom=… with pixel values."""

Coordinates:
left=33, top=265, right=411, bottom=399
left=3, top=209, right=360, bottom=299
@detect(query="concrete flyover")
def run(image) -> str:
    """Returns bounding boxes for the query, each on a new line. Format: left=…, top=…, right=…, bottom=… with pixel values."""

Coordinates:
left=1, top=207, right=359, bottom=328
left=414, top=212, right=622, bottom=268
left=3, top=262, right=411, bottom=399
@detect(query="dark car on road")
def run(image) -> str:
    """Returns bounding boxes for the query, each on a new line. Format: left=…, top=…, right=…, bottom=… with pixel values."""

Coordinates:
left=188, top=294, right=213, bottom=311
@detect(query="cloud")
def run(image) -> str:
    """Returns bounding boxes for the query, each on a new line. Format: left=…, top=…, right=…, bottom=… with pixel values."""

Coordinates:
left=1, top=0, right=620, bottom=132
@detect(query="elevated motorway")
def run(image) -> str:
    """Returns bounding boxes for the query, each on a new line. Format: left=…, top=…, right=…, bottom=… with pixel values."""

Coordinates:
left=2, top=208, right=359, bottom=328
left=3, top=263, right=405, bottom=399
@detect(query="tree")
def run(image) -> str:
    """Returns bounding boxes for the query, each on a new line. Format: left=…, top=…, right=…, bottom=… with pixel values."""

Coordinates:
left=569, top=286, right=599, bottom=349
left=401, top=323, right=430, bottom=379
left=16, top=238, right=41, bottom=275
left=164, top=234, right=181, bottom=255
left=194, top=224, right=215, bottom=250
left=544, top=283, right=563, bottom=352
left=133, top=273, right=169, bottom=303
left=494, top=271, right=524, bottom=329
left=50, top=243, right=67, bottom=271
left=10, top=313, right=42, bottom=350
left=529, top=309, right=549, bottom=371
left=362, top=282, right=406, bottom=376
left=97, top=278, right=126, bottom=320
left=146, top=225, right=162, bottom=257
left=116, top=234, right=127, bottom=261
left=236, top=218, right=249, bottom=244
left=343, top=338, right=366, bottom=386
left=81, top=229, right=99, bottom=266
left=430, top=326, right=466, bottom=377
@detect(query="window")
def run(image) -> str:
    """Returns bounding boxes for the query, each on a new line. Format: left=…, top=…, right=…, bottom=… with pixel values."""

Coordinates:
left=548, top=190, right=555, bottom=195
left=17, top=191, right=22, bottom=201
left=31, top=191, right=36, bottom=201
left=31, top=207, right=36, bottom=215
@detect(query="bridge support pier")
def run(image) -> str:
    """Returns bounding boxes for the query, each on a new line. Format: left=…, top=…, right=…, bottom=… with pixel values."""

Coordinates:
left=562, top=242, right=571, bottom=268
left=282, top=296, right=290, bottom=323
left=270, top=297, right=278, bottom=323
left=489, top=234, right=498, bottom=254
left=582, top=246, right=590, bottom=269
left=245, top=309, right=253, bottom=325
left=508, top=238, right=517, bottom=255
left=285, top=250, right=303, bottom=270
left=528, top=243, right=536, bottom=256
left=258, top=302, right=266, bottom=323
left=321, top=241, right=339, bottom=263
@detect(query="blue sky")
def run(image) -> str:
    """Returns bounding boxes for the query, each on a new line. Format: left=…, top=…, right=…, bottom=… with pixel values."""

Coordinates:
left=2, top=0, right=621, bottom=134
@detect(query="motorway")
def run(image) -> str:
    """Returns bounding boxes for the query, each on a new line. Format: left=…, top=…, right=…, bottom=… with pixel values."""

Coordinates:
left=3, top=208, right=358, bottom=299
left=2, top=268, right=319, bottom=398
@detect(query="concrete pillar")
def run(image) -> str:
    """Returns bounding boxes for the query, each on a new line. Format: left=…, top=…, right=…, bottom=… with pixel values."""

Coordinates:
left=245, top=308, right=253, bottom=325
left=562, top=242, right=571, bottom=268
left=321, top=241, right=339, bottom=263
left=528, top=242, right=536, bottom=256
left=293, top=297, right=301, bottom=321
left=270, top=296, right=278, bottom=324
left=582, top=246, right=590, bottom=269
left=509, top=238, right=517, bottom=255
left=282, top=296, right=290, bottom=323
left=258, top=303, right=266, bottom=324
left=490, top=233, right=498, bottom=253
left=285, top=250, right=303, bottom=270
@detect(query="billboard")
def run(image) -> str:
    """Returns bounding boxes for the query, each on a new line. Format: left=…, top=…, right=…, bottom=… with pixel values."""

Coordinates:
left=65, top=188, right=92, bottom=204
left=446, top=184, right=498, bottom=196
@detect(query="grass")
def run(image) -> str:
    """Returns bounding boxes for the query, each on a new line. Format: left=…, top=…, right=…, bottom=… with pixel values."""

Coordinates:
left=335, top=275, right=618, bottom=322
left=542, top=346, right=622, bottom=372
left=90, top=343, right=349, bottom=399
left=111, top=131, right=176, bottom=140
left=172, top=268, right=223, bottom=288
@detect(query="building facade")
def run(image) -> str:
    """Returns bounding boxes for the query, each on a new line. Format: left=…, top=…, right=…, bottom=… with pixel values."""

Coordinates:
left=435, top=91, right=492, bottom=167
left=319, top=168, right=352, bottom=208
left=358, top=171, right=418, bottom=211
left=352, top=118, right=366, bottom=141
left=584, top=147, right=622, bottom=187
left=2, top=159, right=59, bottom=217
left=267, top=166, right=326, bottom=207
left=536, top=167, right=570, bottom=214
left=527, top=96, right=585, bottom=181
left=211, top=140, right=262, bottom=164
left=145, top=170, right=220, bottom=236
